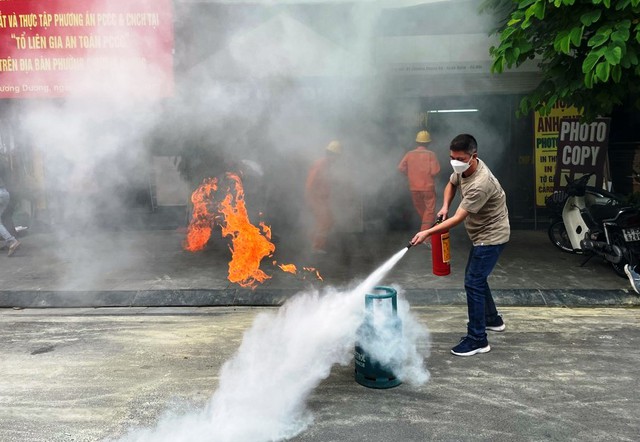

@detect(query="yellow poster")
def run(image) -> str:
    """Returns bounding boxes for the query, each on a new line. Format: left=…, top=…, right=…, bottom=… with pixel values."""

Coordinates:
left=533, top=102, right=582, bottom=206
left=441, top=232, right=450, bottom=263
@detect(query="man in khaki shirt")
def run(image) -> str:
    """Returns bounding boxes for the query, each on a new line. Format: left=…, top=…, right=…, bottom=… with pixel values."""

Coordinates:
left=410, top=134, right=510, bottom=357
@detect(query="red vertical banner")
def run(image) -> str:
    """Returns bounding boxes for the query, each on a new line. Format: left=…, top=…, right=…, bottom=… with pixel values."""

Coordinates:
left=0, top=0, right=174, bottom=98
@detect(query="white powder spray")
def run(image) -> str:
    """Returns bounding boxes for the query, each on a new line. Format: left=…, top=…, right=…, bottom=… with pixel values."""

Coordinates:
left=115, top=247, right=430, bottom=442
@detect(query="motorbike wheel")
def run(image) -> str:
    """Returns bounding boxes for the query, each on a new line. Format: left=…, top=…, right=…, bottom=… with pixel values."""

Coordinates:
left=610, top=231, right=631, bottom=278
left=548, top=220, right=575, bottom=253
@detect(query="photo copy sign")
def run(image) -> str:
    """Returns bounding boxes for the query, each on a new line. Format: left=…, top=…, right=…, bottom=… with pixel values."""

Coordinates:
left=554, top=117, right=610, bottom=189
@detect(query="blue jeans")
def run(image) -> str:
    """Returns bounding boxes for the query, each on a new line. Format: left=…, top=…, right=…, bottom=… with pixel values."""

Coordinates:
left=464, top=243, right=506, bottom=340
left=0, top=188, right=16, bottom=243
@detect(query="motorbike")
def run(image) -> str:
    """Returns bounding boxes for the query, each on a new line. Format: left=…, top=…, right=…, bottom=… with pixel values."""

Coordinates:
left=545, top=173, right=640, bottom=277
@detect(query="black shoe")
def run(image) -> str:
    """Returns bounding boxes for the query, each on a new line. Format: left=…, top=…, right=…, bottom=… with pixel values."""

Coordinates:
left=486, top=315, right=506, bottom=332
left=451, top=336, right=490, bottom=357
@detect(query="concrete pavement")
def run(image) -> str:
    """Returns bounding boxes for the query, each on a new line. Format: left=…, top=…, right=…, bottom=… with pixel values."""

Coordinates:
left=0, top=228, right=637, bottom=308
left=2, top=225, right=639, bottom=441
left=1, top=306, right=639, bottom=442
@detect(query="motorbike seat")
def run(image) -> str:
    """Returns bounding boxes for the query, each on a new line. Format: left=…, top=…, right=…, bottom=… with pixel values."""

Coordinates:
left=588, top=203, right=621, bottom=223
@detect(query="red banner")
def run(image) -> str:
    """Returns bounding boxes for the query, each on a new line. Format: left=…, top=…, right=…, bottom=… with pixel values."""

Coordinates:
left=0, top=0, right=174, bottom=99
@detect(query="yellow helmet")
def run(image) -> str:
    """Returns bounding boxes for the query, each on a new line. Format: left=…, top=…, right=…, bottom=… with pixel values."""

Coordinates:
left=326, top=140, right=342, bottom=154
left=416, top=130, right=431, bottom=143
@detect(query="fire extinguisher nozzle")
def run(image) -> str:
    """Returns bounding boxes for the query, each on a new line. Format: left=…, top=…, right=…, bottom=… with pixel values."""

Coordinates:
left=406, top=242, right=413, bottom=249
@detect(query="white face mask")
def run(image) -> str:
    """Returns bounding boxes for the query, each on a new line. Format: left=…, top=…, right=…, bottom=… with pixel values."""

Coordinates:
left=450, top=157, right=473, bottom=174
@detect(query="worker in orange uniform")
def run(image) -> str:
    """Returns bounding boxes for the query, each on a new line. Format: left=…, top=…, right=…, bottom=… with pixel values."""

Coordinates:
left=306, top=141, right=341, bottom=253
left=398, top=130, right=441, bottom=230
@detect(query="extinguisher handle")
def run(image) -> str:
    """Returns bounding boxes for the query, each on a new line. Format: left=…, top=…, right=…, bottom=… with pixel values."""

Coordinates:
left=433, top=215, right=444, bottom=226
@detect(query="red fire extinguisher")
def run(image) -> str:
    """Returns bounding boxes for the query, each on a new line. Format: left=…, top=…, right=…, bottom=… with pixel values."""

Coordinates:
left=431, top=215, right=451, bottom=276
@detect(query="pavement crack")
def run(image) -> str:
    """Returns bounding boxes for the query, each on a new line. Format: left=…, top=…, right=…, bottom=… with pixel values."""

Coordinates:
left=30, top=344, right=56, bottom=355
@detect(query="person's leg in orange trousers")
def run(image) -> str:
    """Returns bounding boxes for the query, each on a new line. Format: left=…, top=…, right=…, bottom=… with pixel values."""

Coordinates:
left=310, top=200, right=333, bottom=252
left=421, top=188, right=436, bottom=228
left=411, top=189, right=437, bottom=229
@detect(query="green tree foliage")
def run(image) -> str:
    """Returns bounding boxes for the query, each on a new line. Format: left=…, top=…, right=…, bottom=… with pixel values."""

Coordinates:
left=482, top=0, right=640, bottom=120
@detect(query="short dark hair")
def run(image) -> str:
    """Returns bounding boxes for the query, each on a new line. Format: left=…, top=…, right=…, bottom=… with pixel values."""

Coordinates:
left=450, top=134, right=477, bottom=155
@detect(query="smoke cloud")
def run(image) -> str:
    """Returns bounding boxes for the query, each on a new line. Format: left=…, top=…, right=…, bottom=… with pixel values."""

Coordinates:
left=4, top=0, right=509, bottom=289
left=8, top=2, right=394, bottom=291
left=112, top=247, right=430, bottom=441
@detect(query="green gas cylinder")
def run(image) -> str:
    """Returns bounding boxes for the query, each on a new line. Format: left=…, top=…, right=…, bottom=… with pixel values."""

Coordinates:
left=354, top=286, right=402, bottom=389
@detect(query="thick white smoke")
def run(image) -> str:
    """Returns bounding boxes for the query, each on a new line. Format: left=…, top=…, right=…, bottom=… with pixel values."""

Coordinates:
left=356, top=284, right=431, bottom=385
left=113, top=248, right=430, bottom=442
left=18, top=99, right=162, bottom=290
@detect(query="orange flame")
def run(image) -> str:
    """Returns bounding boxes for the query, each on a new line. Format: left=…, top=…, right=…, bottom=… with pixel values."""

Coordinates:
left=184, top=177, right=218, bottom=252
left=260, top=222, right=272, bottom=240
left=278, top=263, right=298, bottom=274
left=304, top=267, right=324, bottom=281
left=184, top=173, right=323, bottom=287
left=219, top=173, right=276, bottom=288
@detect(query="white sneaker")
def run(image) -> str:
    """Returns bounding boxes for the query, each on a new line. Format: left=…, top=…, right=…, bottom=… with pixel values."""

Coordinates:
left=7, top=240, right=20, bottom=257
left=624, top=264, right=640, bottom=295
left=486, top=315, right=506, bottom=332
